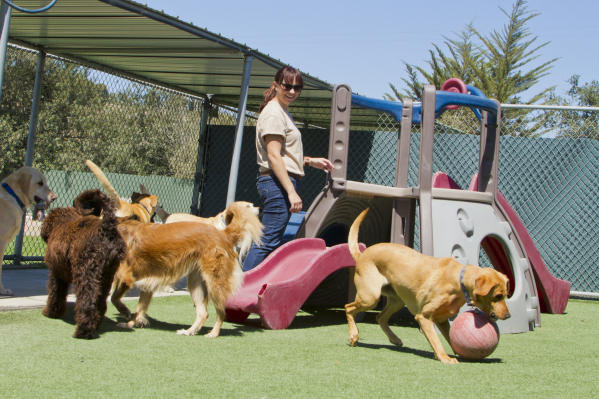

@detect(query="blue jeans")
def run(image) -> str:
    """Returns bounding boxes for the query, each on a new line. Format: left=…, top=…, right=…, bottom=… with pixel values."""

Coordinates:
left=242, top=174, right=301, bottom=272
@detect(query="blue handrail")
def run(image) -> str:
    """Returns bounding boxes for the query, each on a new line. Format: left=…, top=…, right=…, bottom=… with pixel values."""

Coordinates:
left=351, top=85, right=496, bottom=125
left=4, top=0, right=57, bottom=14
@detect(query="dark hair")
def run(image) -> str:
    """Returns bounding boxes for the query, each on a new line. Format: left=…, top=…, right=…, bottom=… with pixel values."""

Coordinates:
left=259, top=66, right=304, bottom=112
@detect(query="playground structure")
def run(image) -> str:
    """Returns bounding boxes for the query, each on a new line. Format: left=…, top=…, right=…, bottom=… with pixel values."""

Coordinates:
left=227, top=80, right=571, bottom=333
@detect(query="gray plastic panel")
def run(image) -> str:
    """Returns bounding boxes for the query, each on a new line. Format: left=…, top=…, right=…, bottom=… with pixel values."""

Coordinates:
left=431, top=198, right=539, bottom=334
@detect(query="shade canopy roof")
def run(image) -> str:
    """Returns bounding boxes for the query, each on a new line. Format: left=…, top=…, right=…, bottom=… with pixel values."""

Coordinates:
left=7, top=0, right=343, bottom=126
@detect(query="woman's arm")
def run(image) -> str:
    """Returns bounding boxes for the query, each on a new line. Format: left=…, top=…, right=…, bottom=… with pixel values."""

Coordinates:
left=304, top=156, right=334, bottom=173
left=265, top=135, right=302, bottom=213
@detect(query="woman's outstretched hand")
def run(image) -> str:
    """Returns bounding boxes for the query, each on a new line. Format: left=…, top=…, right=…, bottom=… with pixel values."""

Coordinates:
left=308, top=157, right=334, bottom=173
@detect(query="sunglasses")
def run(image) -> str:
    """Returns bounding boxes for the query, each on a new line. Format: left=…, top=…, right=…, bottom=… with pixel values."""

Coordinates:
left=278, top=82, right=303, bottom=92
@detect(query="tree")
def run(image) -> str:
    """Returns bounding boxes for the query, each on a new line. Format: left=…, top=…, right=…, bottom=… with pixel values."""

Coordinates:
left=384, top=23, right=482, bottom=102
left=0, top=46, right=203, bottom=179
left=542, top=75, right=599, bottom=140
left=386, top=0, right=558, bottom=105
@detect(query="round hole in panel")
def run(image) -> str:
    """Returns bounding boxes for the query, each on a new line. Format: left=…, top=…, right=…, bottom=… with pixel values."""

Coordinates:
left=334, top=140, right=344, bottom=151
left=451, top=244, right=466, bottom=260
left=335, top=121, right=345, bottom=132
left=457, top=208, right=474, bottom=238
left=336, top=88, right=347, bottom=111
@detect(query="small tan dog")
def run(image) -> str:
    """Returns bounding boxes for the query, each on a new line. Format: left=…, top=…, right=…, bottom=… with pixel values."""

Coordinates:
left=346, top=208, right=511, bottom=364
left=85, top=160, right=157, bottom=223
left=111, top=201, right=263, bottom=338
left=0, top=166, right=57, bottom=296
left=155, top=201, right=261, bottom=229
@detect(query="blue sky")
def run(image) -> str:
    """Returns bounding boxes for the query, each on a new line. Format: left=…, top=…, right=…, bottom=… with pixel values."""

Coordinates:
left=143, top=0, right=597, bottom=103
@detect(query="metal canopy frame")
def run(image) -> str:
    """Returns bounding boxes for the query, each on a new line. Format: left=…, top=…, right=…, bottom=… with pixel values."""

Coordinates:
left=4, top=0, right=335, bottom=124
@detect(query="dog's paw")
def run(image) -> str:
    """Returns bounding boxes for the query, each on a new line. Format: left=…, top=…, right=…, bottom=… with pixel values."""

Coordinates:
left=120, top=316, right=149, bottom=328
left=136, top=317, right=150, bottom=328
left=438, top=354, right=459, bottom=365
left=204, top=330, right=219, bottom=339
left=0, top=288, right=13, bottom=296
left=389, top=336, right=403, bottom=347
left=42, top=307, right=59, bottom=319
left=176, top=329, right=195, bottom=336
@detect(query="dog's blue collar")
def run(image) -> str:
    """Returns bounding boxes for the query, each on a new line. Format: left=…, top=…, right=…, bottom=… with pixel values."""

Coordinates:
left=221, top=214, right=228, bottom=227
left=460, top=267, right=473, bottom=306
left=2, top=182, right=26, bottom=209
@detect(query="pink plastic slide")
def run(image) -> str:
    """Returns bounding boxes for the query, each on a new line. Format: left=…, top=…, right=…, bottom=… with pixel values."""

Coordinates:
left=225, top=238, right=365, bottom=330
left=433, top=172, right=570, bottom=314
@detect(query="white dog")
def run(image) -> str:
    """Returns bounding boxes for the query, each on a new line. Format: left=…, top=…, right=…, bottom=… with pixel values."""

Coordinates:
left=0, top=166, right=57, bottom=296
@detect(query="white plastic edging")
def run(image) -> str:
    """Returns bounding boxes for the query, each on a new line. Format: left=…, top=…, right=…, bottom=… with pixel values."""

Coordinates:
left=570, top=291, right=599, bottom=299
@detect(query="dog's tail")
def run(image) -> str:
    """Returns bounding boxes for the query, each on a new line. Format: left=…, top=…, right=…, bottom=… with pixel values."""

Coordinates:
left=73, top=188, right=122, bottom=235
left=85, top=160, right=121, bottom=210
left=223, top=202, right=263, bottom=259
left=348, top=208, right=369, bottom=262
left=154, top=205, right=170, bottom=223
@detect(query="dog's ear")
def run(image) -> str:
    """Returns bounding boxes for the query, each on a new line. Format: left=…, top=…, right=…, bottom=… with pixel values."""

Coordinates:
left=225, top=207, right=235, bottom=225
left=139, top=184, right=150, bottom=195
left=130, top=192, right=142, bottom=203
left=149, top=195, right=158, bottom=208
left=18, top=172, right=32, bottom=194
left=474, top=274, right=497, bottom=297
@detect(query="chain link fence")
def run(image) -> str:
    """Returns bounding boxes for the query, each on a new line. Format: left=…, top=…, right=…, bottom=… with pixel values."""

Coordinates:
left=2, top=44, right=205, bottom=265
left=2, top=43, right=598, bottom=294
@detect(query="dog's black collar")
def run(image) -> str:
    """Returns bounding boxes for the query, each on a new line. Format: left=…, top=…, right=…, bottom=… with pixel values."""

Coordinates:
left=460, top=267, right=473, bottom=306
left=2, top=182, right=26, bottom=209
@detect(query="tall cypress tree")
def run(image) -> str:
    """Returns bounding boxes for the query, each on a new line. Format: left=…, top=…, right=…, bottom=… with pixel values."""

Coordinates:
left=386, top=0, right=557, bottom=104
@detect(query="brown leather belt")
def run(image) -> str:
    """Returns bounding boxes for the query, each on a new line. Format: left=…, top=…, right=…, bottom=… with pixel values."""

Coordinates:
left=260, top=170, right=303, bottom=180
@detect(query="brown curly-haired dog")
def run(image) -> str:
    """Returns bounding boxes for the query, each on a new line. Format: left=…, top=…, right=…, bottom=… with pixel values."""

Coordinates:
left=41, top=189, right=127, bottom=339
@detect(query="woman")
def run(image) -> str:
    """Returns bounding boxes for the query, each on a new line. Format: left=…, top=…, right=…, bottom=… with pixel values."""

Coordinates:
left=242, top=66, right=334, bottom=272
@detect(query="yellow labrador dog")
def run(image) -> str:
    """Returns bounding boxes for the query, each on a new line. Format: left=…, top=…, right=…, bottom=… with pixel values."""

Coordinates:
left=0, top=166, right=57, bottom=296
left=346, top=208, right=511, bottom=364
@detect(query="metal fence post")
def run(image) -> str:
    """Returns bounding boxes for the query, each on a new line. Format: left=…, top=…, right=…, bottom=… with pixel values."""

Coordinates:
left=13, top=50, right=46, bottom=265
left=190, top=96, right=211, bottom=216
left=226, top=54, right=252, bottom=206
left=0, top=1, right=12, bottom=101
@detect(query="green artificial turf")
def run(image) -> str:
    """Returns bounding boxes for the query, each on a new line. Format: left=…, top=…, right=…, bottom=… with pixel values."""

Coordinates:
left=1, top=297, right=597, bottom=398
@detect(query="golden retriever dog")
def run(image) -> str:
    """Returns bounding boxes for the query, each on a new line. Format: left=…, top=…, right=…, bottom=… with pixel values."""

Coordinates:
left=346, top=208, right=511, bottom=364
left=111, top=201, right=263, bottom=338
left=85, top=160, right=157, bottom=223
left=155, top=201, right=261, bottom=229
left=154, top=201, right=261, bottom=262
left=0, top=166, right=57, bottom=296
